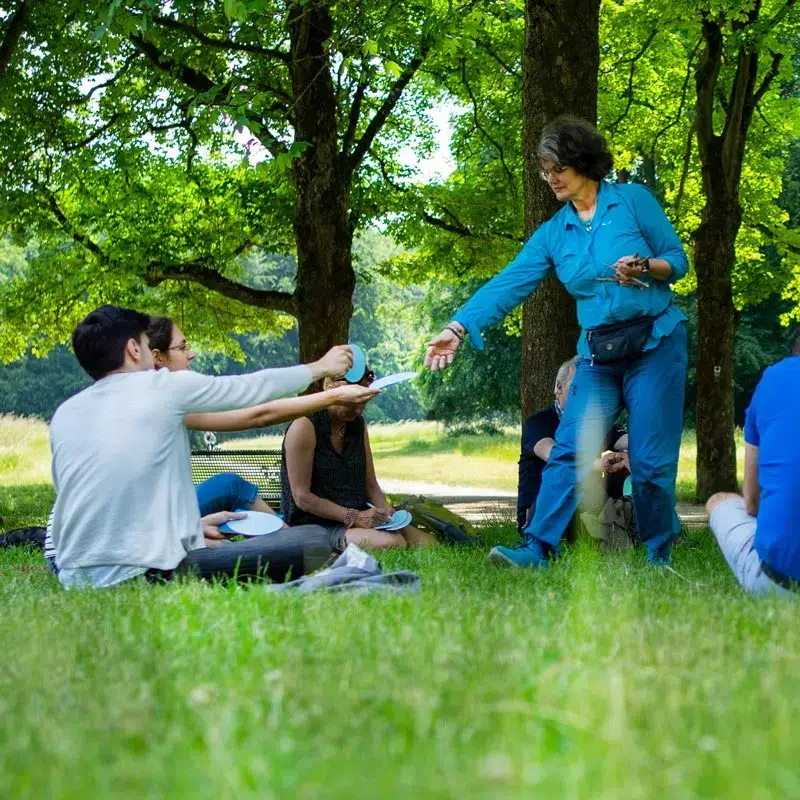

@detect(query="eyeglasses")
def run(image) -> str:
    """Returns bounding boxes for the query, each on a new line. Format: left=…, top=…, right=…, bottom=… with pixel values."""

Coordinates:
left=168, top=341, right=192, bottom=353
left=540, top=164, right=569, bottom=181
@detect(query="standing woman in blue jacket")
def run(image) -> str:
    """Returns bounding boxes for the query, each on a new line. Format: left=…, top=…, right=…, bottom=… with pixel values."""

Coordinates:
left=425, top=117, right=689, bottom=568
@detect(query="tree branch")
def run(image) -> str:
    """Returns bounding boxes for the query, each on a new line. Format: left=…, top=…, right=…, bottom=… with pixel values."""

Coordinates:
left=346, top=43, right=430, bottom=172
left=144, top=262, right=298, bottom=314
left=65, top=114, right=120, bottom=152
left=607, top=29, right=658, bottom=134
left=422, top=211, right=523, bottom=243
left=459, top=57, right=516, bottom=192
left=765, top=0, right=797, bottom=31
left=752, top=220, right=800, bottom=255
left=674, top=121, right=695, bottom=221
left=130, top=34, right=227, bottom=98
left=0, top=0, right=37, bottom=80
left=76, top=53, right=141, bottom=105
left=342, top=69, right=369, bottom=156
left=471, top=37, right=521, bottom=79
left=695, top=13, right=724, bottom=154
left=752, top=49, right=784, bottom=107
left=147, top=12, right=291, bottom=62
left=46, top=191, right=103, bottom=257
left=650, top=38, right=701, bottom=160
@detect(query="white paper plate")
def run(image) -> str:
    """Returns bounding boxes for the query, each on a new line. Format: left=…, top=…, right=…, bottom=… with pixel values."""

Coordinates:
left=369, top=371, right=419, bottom=391
left=218, top=511, right=284, bottom=537
left=376, top=509, right=412, bottom=531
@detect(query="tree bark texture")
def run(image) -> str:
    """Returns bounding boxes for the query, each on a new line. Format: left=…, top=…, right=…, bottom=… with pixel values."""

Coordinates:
left=520, top=0, right=600, bottom=416
left=288, top=1, right=355, bottom=365
left=691, top=8, right=781, bottom=499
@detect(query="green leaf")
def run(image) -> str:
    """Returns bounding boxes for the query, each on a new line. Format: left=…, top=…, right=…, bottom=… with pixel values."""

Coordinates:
left=384, top=60, right=403, bottom=78
left=289, top=141, right=312, bottom=158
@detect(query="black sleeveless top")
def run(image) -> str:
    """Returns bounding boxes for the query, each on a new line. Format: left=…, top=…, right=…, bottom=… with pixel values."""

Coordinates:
left=281, top=410, right=368, bottom=527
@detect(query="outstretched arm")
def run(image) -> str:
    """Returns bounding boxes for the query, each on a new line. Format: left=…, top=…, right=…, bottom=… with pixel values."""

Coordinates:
left=184, top=384, right=377, bottom=432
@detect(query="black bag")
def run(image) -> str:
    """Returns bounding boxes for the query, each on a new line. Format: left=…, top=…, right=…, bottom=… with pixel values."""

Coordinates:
left=586, top=314, right=656, bottom=364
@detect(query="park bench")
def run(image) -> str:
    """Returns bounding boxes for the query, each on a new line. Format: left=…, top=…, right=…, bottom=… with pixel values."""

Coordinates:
left=190, top=449, right=283, bottom=505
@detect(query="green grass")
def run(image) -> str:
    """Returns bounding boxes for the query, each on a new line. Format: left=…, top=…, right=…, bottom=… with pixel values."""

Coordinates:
left=2, top=415, right=792, bottom=798
left=3, top=527, right=800, bottom=798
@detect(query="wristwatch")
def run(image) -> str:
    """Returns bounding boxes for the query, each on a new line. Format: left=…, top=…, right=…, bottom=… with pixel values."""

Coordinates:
left=639, top=257, right=651, bottom=274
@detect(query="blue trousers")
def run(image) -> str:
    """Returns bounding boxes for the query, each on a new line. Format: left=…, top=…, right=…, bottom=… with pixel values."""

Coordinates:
left=524, top=323, right=687, bottom=559
left=195, top=473, right=260, bottom=516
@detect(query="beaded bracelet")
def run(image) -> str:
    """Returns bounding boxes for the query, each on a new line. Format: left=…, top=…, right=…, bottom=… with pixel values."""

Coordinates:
left=445, top=323, right=464, bottom=341
left=343, top=508, right=357, bottom=529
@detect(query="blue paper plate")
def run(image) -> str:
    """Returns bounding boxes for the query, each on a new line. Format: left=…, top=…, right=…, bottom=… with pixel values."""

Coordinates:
left=345, top=343, right=366, bottom=383
left=376, top=509, right=412, bottom=531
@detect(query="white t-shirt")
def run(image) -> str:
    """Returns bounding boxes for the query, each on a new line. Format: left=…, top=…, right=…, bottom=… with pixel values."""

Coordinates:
left=49, top=365, right=311, bottom=587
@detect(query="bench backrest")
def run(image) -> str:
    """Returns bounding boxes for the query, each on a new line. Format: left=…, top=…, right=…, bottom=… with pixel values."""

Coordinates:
left=190, top=449, right=283, bottom=504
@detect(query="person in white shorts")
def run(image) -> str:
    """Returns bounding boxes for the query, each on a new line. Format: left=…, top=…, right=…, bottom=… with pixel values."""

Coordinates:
left=706, top=329, right=800, bottom=597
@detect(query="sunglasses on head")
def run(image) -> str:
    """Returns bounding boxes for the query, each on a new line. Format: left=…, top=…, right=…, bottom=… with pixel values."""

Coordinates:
left=346, top=367, right=375, bottom=386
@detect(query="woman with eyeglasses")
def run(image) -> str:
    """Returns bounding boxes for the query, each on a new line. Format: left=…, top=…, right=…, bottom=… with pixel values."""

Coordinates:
left=424, top=116, right=689, bottom=570
left=144, top=316, right=378, bottom=520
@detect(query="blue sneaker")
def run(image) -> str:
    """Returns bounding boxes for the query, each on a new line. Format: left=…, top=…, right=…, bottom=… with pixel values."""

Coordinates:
left=489, top=536, right=549, bottom=569
left=647, top=534, right=678, bottom=566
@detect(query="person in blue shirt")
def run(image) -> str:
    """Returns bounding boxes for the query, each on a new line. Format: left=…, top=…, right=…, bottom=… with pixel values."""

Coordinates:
left=424, top=116, right=689, bottom=568
left=705, top=330, right=800, bottom=596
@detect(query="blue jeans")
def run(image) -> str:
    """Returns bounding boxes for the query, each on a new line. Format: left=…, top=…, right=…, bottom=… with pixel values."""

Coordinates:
left=524, top=323, right=687, bottom=559
left=195, top=473, right=260, bottom=516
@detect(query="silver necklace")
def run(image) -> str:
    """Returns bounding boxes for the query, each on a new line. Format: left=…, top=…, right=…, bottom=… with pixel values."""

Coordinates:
left=578, top=203, right=597, bottom=232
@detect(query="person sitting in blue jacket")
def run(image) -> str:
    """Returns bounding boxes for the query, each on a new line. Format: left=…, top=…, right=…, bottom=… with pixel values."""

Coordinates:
left=425, top=116, right=689, bottom=569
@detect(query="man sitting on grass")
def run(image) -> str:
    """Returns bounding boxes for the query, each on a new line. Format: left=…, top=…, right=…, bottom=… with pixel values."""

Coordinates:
left=706, top=329, right=800, bottom=596
left=49, top=304, right=354, bottom=589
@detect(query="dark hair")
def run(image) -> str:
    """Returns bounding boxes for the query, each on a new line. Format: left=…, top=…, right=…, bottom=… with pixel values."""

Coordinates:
left=537, top=116, right=614, bottom=181
left=792, top=327, right=800, bottom=357
left=146, top=315, right=175, bottom=353
left=72, top=305, right=151, bottom=381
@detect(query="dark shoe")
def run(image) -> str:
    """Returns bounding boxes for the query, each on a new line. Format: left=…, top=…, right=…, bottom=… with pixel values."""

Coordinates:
left=0, top=527, right=46, bottom=549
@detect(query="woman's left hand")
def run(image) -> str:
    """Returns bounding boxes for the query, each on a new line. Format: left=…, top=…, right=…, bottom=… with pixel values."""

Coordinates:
left=614, top=255, right=646, bottom=286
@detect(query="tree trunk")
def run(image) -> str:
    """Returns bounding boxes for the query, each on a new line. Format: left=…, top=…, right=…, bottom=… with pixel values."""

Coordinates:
left=288, top=0, right=355, bottom=366
left=693, top=204, right=740, bottom=499
left=520, top=0, right=600, bottom=416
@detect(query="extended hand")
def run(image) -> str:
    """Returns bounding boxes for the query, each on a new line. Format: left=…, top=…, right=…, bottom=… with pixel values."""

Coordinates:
left=201, top=510, right=247, bottom=540
left=311, top=345, right=353, bottom=381
left=424, top=328, right=461, bottom=372
left=334, top=384, right=380, bottom=406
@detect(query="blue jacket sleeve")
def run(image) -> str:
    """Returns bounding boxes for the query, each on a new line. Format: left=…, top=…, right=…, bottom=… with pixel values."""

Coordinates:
left=452, top=225, right=553, bottom=350
left=627, top=184, right=689, bottom=280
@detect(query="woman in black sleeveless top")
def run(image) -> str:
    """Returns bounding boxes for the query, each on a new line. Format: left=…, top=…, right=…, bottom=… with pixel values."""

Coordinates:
left=281, top=378, right=436, bottom=550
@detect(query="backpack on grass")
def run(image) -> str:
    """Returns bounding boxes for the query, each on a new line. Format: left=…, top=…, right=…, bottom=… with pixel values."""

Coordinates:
left=387, top=495, right=482, bottom=546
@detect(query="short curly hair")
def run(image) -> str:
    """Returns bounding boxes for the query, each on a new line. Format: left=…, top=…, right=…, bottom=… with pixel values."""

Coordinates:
left=537, top=116, right=614, bottom=181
